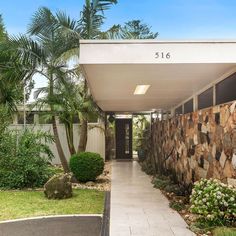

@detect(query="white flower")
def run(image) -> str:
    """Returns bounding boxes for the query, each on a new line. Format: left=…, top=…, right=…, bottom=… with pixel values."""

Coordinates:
left=230, top=197, right=235, bottom=202
left=207, top=214, right=212, bottom=219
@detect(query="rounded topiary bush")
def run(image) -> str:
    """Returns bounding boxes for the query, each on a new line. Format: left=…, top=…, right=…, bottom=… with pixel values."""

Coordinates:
left=69, top=152, right=104, bottom=182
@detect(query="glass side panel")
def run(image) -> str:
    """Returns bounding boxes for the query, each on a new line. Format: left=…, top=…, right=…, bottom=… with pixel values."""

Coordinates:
left=216, top=72, right=236, bottom=105
left=184, top=99, right=193, bottom=114
left=125, top=123, right=130, bottom=154
left=198, top=87, right=213, bottom=110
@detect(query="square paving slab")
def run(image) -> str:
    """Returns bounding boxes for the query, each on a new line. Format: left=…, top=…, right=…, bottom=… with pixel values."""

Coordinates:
left=110, top=161, right=195, bottom=236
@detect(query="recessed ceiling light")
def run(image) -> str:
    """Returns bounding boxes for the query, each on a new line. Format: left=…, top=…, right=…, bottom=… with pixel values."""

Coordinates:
left=134, top=85, right=150, bottom=95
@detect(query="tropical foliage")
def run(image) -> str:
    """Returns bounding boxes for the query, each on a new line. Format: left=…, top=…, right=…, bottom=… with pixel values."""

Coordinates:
left=0, top=1, right=118, bottom=171
left=0, top=15, right=27, bottom=113
left=0, top=1, right=158, bottom=173
left=0, top=128, right=54, bottom=189
left=0, top=14, right=7, bottom=41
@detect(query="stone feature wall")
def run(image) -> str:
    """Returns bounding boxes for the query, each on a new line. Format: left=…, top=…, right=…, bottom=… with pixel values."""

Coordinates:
left=151, top=101, right=236, bottom=186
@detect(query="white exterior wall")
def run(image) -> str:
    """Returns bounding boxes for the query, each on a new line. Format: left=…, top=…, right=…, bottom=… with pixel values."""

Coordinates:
left=9, top=123, right=105, bottom=164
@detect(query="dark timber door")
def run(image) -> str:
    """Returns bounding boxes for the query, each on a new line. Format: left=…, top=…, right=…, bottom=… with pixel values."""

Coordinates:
left=115, top=119, right=132, bottom=159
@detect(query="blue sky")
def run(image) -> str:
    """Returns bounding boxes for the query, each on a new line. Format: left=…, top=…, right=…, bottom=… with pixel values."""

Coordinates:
left=1, top=0, right=236, bottom=98
left=1, top=0, right=236, bottom=39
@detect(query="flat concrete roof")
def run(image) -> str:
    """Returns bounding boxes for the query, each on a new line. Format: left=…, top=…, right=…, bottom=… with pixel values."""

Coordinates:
left=80, top=39, right=236, bottom=44
left=80, top=40, right=236, bottom=112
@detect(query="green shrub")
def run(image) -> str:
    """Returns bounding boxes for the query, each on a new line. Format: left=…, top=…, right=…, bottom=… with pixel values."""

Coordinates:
left=0, top=129, right=54, bottom=189
left=164, top=184, right=186, bottom=196
left=169, top=201, right=186, bottom=212
left=153, top=177, right=172, bottom=190
left=190, top=220, right=215, bottom=234
left=0, top=105, right=10, bottom=134
left=190, top=178, right=236, bottom=225
left=141, top=161, right=155, bottom=175
left=69, top=152, right=104, bottom=182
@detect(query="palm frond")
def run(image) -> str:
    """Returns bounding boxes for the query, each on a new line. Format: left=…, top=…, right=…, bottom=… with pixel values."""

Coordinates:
left=79, top=0, right=117, bottom=39
left=33, top=86, right=48, bottom=99
left=55, top=11, right=78, bottom=33
left=94, top=0, right=117, bottom=11
left=100, top=24, right=132, bottom=39
left=28, top=7, right=57, bottom=37
left=7, top=34, right=46, bottom=67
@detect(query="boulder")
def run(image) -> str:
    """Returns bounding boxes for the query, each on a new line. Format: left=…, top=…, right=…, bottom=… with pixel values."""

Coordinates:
left=44, top=173, right=72, bottom=199
left=85, top=181, right=95, bottom=187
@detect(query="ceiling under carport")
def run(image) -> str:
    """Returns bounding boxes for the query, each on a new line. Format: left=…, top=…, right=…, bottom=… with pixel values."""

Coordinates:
left=79, top=40, right=236, bottom=112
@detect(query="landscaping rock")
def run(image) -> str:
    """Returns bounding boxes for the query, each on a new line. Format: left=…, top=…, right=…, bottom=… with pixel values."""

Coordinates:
left=85, top=181, right=95, bottom=187
left=44, top=173, right=72, bottom=199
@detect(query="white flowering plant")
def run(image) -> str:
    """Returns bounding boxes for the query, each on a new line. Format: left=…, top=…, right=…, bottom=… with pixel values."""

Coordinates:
left=190, top=178, right=236, bottom=225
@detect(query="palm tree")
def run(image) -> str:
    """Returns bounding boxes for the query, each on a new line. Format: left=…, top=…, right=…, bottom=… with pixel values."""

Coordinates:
left=3, top=0, right=117, bottom=170
left=4, top=10, right=78, bottom=172
left=50, top=0, right=117, bottom=153
left=34, top=72, right=101, bottom=155
left=30, top=1, right=117, bottom=155
left=47, top=2, right=157, bottom=154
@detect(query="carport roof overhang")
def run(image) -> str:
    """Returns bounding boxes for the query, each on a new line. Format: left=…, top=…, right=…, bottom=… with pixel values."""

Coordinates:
left=79, top=40, right=236, bottom=112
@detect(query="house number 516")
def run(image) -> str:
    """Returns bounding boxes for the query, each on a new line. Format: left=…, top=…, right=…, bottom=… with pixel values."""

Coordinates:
left=155, top=52, right=171, bottom=59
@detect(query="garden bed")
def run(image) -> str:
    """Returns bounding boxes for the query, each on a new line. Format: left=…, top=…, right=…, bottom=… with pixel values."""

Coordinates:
left=72, top=161, right=111, bottom=191
left=151, top=175, right=236, bottom=236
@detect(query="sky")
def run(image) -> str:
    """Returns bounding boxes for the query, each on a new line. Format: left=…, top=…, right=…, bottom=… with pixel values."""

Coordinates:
left=1, top=0, right=236, bottom=97
left=2, top=0, right=236, bottom=39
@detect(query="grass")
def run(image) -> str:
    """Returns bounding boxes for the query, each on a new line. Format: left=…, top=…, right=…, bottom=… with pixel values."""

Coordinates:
left=190, top=220, right=236, bottom=236
left=213, top=227, right=236, bottom=236
left=0, top=189, right=104, bottom=221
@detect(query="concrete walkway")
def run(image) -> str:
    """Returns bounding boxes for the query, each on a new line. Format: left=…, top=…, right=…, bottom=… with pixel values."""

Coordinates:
left=110, top=161, right=195, bottom=236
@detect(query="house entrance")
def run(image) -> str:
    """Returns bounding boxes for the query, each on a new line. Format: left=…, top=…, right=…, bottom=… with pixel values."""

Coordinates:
left=115, top=118, right=132, bottom=159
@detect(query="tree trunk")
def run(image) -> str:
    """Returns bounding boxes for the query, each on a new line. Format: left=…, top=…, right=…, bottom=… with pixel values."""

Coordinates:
left=65, top=122, right=76, bottom=155
left=77, top=117, right=88, bottom=153
left=52, top=116, right=70, bottom=173
left=49, top=75, right=69, bottom=173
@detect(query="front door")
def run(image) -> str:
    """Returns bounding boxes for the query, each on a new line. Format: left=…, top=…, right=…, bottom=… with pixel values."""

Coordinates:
left=115, top=119, right=132, bottom=159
